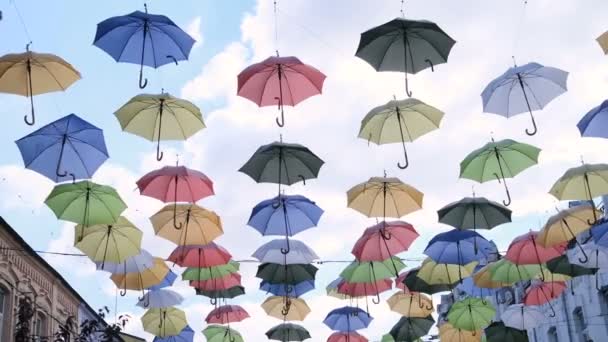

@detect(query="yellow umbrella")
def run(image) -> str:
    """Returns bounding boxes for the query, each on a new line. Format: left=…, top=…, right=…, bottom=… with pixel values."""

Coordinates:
left=387, top=291, right=433, bottom=317
left=74, top=216, right=142, bottom=266
left=141, top=307, right=188, bottom=338
left=262, top=296, right=310, bottom=321
left=347, top=175, right=423, bottom=218
left=597, top=31, right=608, bottom=54
left=439, top=323, right=481, bottom=342
left=150, top=204, right=223, bottom=245
left=472, top=263, right=510, bottom=289
left=110, top=257, right=169, bottom=294
left=0, top=45, right=81, bottom=125
left=417, top=258, right=477, bottom=285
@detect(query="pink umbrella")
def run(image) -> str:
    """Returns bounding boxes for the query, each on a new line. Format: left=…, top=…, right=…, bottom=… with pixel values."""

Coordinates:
left=352, top=221, right=419, bottom=261
left=327, top=332, right=369, bottom=342
left=167, top=243, right=231, bottom=268
left=395, top=271, right=410, bottom=291
left=505, top=231, right=566, bottom=280
left=337, top=278, right=393, bottom=297
left=237, top=55, right=326, bottom=127
left=523, top=281, right=567, bottom=317
left=190, top=273, right=242, bottom=291
left=205, top=304, right=250, bottom=324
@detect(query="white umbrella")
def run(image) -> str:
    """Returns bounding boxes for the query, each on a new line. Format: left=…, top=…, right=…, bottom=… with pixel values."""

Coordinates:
left=252, top=239, right=318, bottom=264
left=502, top=304, right=545, bottom=330
left=137, top=289, right=183, bottom=309
left=96, top=249, right=154, bottom=274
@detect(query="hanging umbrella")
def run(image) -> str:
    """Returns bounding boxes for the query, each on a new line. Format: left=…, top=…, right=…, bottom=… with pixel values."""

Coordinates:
left=417, top=258, right=478, bottom=285
left=0, top=44, right=81, bottom=125
left=340, top=258, right=404, bottom=303
left=253, top=239, right=319, bottom=264
left=261, top=280, right=315, bottom=297
left=111, top=258, right=170, bottom=295
left=546, top=255, right=598, bottom=279
left=256, top=263, right=318, bottom=285
left=327, top=332, right=368, bottom=342
left=457, top=265, right=503, bottom=300
left=424, top=229, right=496, bottom=265
left=489, top=259, right=543, bottom=284
left=447, top=298, right=495, bottom=331
left=247, top=194, right=323, bottom=253
left=323, top=307, right=373, bottom=332
left=16, top=114, right=109, bottom=182
left=347, top=176, right=423, bottom=218
left=355, top=18, right=456, bottom=97
left=523, top=281, right=566, bottom=317
left=203, top=325, right=244, bottom=342
left=142, top=307, right=187, bottom=338
left=74, top=216, right=142, bottom=267
left=337, top=278, right=393, bottom=298
left=484, top=322, right=528, bottom=342
left=501, top=304, right=545, bottom=330
left=389, top=315, right=435, bottom=342
left=505, top=231, right=565, bottom=281
left=402, top=268, right=455, bottom=294
left=352, top=221, right=419, bottom=262
left=153, top=325, right=194, bottom=342
left=237, top=55, right=326, bottom=127
left=266, top=323, right=311, bottom=341
left=149, top=270, right=178, bottom=291
left=239, top=141, right=324, bottom=195
left=45, top=180, right=127, bottom=227
left=191, top=273, right=242, bottom=291
left=386, top=291, right=433, bottom=317
left=96, top=249, right=154, bottom=274
left=481, top=62, right=568, bottom=135
left=94, top=5, right=195, bottom=89
left=181, top=261, right=240, bottom=281
left=262, top=296, right=310, bottom=321
left=137, top=289, right=183, bottom=309
left=358, top=97, right=444, bottom=168
left=327, top=277, right=356, bottom=300
left=115, top=93, right=205, bottom=160
left=205, top=305, right=249, bottom=325
left=577, top=99, right=608, bottom=138
left=167, top=243, right=231, bottom=268
left=437, top=196, right=512, bottom=235
left=151, top=204, right=222, bottom=245
left=195, top=286, right=245, bottom=302
left=439, top=323, right=482, bottom=342
left=472, top=262, right=512, bottom=289
left=460, top=139, right=540, bottom=206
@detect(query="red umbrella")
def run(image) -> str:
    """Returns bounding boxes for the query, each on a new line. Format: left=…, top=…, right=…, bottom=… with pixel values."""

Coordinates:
left=190, top=273, right=242, bottom=291
left=205, top=304, right=250, bottom=324
left=505, top=231, right=566, bottom=281
left=352, top=221, right=418, bottom=261
left=327, top=332, right=369, bottom=342
left=523, top=281, right=566, bottom=317
left=237, top=55, right=326, bottom=127
left=337, top=278, right=393, bottom=297
left=167, top=243, right=231, bottom=268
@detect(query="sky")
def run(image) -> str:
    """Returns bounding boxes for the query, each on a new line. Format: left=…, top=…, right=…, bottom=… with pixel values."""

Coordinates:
left=2, top=0, right=608, bottom=341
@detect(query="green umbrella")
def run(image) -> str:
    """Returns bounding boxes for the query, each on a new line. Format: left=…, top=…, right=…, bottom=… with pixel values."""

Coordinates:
left=546, top=255, right=598, bottom=295
left=484, top=321, right=528, bottom=342
left=266, top=323, right=311, bottom=341
left=45, top=181, right=127, bottom=227
left=256, top=263, right=318, bottom=285
left=460, top=139, right=540, bottom=206
left=203, top=325, right=244, bottom=342
left=389, top=315, right=435, bottom=342
left=358, top=97, right=443, bottom=169
left=340, top=258, right=405, bottom=304
left=447, top=298, right=495, bottom=331
left=181, top=261, right=240, bottom=281
left=196, top=285, right=245, bottom=301
left=489, top=259, right=543, bottom=284
left=114, top=92, right=205, bottom=161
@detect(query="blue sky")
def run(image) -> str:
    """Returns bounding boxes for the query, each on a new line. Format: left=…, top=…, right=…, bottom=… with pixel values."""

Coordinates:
left=2, top=0, right=608, bottom=341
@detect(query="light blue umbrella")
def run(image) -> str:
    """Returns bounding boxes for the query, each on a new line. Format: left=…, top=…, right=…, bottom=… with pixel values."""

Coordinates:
left=260, top=280, right=316, bottom=297
left=456, top=265, right=503, bottom=300
left=96, top=249, right=153, bottom=273
left=153, top=325, right=194, bottom=342
left=424, top=229, right=497, bottom=264
left=252, top=239, right=319, bottom=264
left=481, top=62, right=568, bottom=135
left=323, top=307, right=373, bottom=332
left=578, top=100, right=608, bottom=138
left=136, top=289, right=183, bottom=309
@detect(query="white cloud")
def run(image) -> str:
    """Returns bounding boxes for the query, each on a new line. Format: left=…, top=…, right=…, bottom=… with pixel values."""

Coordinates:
left=185, top=16, right=203, bottom=49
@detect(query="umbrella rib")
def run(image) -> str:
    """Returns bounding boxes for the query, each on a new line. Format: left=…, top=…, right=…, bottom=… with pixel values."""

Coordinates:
left=29, top=59, right=71, bottom=91
left=257, top=68, right=279, bottom=105
left=378, top=31, right=404, bottom=71
left=149, top=22, right=191, bottom=59
left=22, top=137, right=64, bottom=168
left=65, top=137, right=93, bottom=176
left=281, top=64, right=324, bottom=93
left=147, top=27, right=160, bottom=68
left=164, top=105, right=189, bottom=138
left=119, top=101, right=164, bottom=131
left=520, top=78, right=544, bottom=109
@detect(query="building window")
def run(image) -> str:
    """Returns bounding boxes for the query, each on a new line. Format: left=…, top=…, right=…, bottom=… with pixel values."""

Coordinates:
left=547, top=327, right=558, bottom=342
left=0, top=286, right=5, bottom=340
left=573, top=307, right=586, bottom=342
left=33, top=311, right=47, bottom=341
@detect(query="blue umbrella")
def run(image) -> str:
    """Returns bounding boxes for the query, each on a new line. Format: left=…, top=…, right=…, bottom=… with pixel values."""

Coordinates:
left=260, top=280, right=315, bottom=297
left=252, top=239, right=319, bottom=264
left=456, top=265, right=502, bottom=299
left=147, top=270, right=177, bottom=290
left=94, top=4, right=195, bottom=89
left=323, top=306, right=373, bottom=332
left=248, top=194, right=323, bottom=254
left=16, top=114, right=108, bottom=183
left=424, top=229, right=496, bottom=265
left=153, top=325, right=194, bottom=342
left=578, top=100, right=608, bottom=138
left=591, top=221, right=608, bottom=247
left=481, top=62, right=568, bottom=135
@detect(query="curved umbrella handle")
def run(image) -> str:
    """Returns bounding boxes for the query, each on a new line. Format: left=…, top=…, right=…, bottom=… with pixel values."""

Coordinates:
left=173, top=203, right=183, bottom=230
left=404, top=73, right=413, bottom=98
left=139, top=67, right=148, bottom=89
left=120, top=288, right=127, bottom=297
left=298, top=175, right=306, bottom=185
left=166, top=55, right=178, bottom=65
left=548, top=303, right=556, bottom=317
left=156, top=140, right=164, bottom=161
left=418, top=296, right=425, bottom=309
left=425, top=59, right=434, bottom=72
left=275, top=105, right=285, bottom=127
left=397, top=143, right=409, bottom=169
left=493, top=172, right=512, bottom=206
left=210, top=297, right=217, bottom=306
left=426, top=303, right=433, bottom=310
left=142, top=295, right=150, bottom=308
left=371, top=292, right=381, bottom=304
left=280, top=235, right=291, bottom=255
left=24, top=108, right=35, bottom=126
left=525, top=111, right=538, bottom=136
left=577, top=243, right=589, bottom=264
left=25, top=61, right=35, bottom=126
left=230, top=334, right=236, bottom=342
left=380, top=228, right=392, bottom=240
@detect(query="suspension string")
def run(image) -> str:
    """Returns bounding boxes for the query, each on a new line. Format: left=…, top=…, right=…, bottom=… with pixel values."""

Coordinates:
left=10, top=0, right=33, bottom=44
left=274, top=0, right=279, bottom=53
left=400, top=0, right=405, bottom=17
left=511, top=0, right=528, bottom=65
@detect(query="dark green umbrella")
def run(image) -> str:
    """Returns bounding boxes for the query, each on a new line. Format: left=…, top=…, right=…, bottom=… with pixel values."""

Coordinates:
left=238, top=139, right=324, bottom=196
left=256, top=263, right=318, bottom=285
left=389, top=315, right=435, bottom=341
left=355, top=17, right=456, bottom=97
left=266, top=323, right=311, bottom=341
left=402, top=268, right=454, bottom=309
left=485, top=321, right=528, bottom=342
left=546, top=255, right=598, bottom=295
left=195, top=285, right=245, bottom=301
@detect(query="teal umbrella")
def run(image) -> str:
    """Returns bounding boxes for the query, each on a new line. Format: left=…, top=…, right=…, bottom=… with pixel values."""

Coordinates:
left=389, top=315, right=435, bottom=341
left=485, top=321, right=529, bottom=342
left=266, top=323, right=311, bottom=341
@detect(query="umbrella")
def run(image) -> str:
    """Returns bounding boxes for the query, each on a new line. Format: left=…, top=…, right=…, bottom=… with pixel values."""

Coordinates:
left=597, top=31, right=608, bottom=54
left=352, top=221, right=419, bottom=262
left=195, top=286, right=246, bottom=302
left=114, top=92, right=205, bottom=160
left=386, top=291, right=433, bottom=317
left=323, top=307, right=372, bottom=332
left=239, top=140, right=324, bottom=195
left=94, top=5, right=195, bottom=89
left=481, top=62, right=568, bottom=135
left=191, top=273, right=242, bottom=291
left=137, top=289, right=183, bottom=309
left=549, top=163, right=608, bottom=225
left=256, top=263, right=318, bottom=285
left=460, top=138, right=540, bottom=206
left=417, top=258, right=478, bottom=285
left=151, top=204, right=222, bottom=245
left=253, top=239, right=319, bottom=264
left=247, top=194, right=323, bottom=253
left=389, top=315, right=435, bottom=342
left=0, top=44, right=81, bottom=125
left=484, top=322, right=528, bottom=342
left=327, top=332, right=368, bottom=342
left=203, top=325, right=243, bottom=342
left=96, top=249, right=154, bottom=274
left=423, top=229, right=496, bottom=265
left=237, top=55, right=326, bottom=127
left=261, top=280, right=315, bottom=297
left=402, top=268, right=455, bottom=294
left=74, top=216, right=142, bottom=267
left=523, top=281, right=566, bottom=317
left=337, top=278, right=393, bottom=298
left=472, top=262, right=512, bottom=290
left=355, top=18, right=456, bottom=97
left=141, top=307, right=188, bottom=338
left=439, top=323, right=481, bottom=342
left=568, top=242, right=608, bottom=290
left=489, top=259, right=543, bottom=284
left=546, top=255, right=598, bottom=280
left=347, top=175, right=423, bottom=218
left=16, top=114, right=109, bottom=182
left=262, top=296, right=310, bottom=321
left=340, top=258, right=405, bottom=303
left=110, top=258, right=170, bottom=296
left=327, top=277, right=355, bottom=300
left=447, top=298, right=495, bottom=331
left=457, top=265, right=503, bottom=299
left=181, top=261, right=240, bottom=281
left=153, top=325, right=194, bottom=342
left=437, top=196, right=512, bottom=234
left=358, top=97, right=444, bottom=168
left=45, top=181, right=127, bottom=227
left=266, top=323, right=311, bottom=341
left=149, top=270, right=178, bottom=291
left=205, top=305, right=249, bottom=325
left=167, top=243, right=231, bottom=268
left=505, top=231, right=565, bottom=281
left=577, top=99, right=608, bottom=138
left=501, top=304, right=545, bottom=330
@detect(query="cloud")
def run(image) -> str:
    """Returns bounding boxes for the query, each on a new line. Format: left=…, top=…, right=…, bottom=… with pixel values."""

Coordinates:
left=185, top=16, right=203, bottom=49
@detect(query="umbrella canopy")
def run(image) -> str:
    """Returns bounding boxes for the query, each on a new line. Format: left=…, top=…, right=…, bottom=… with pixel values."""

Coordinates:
left=0, top=47, right=81, bottom=125
left=484, top=321, right=528, bottom=342
left=256, top=263, right=318, bottom=285
left=447, top=298, right=495, bottom=331
left=401, top=268, right=455, bottom=294
left=203, top=325, right=244, bottom=342
left=489, top=259, right=543, bottom=284
left=195, top=286, right=246, bottom=301
left=506, top=232, right=565, bottom=281
left=253, top=239, right=319, bottom=264
left=481, top=62, right=568, bottom=135
left=389, top=315, right=435, bottom=342
left=347, top=176, right=423, bottom=218
left=16, top=114, right=108, bottom=182
left=114, top=93, right=205, bottom=160
left=137, top=166, right=214, bottom=203
left=356, top=18, right=456, bottom=97
left=457, top=265, right=503, bottom=298
left=266, top=323, right=311, bottom=342
left=190, top=273, right=242, bottom=291
left=472, top=262, right=512, bottom=289
left=501, top=304, right=545, bottom=330
left=149, top=270, right=178, bottom=291
left=111, top=258, right=170, bottom=292
left=417, top=258, right=477, bottom=285
left=460, top=139, right=540, bottom=206
left=181, top=261, right=240, bottom=281
left=323, top=307, right=372, bottom=332
left=74, top=216, right=142, bottom=266
left=340, top=258, right=406, bottom=283
left=261, top=280, right=315, bottom=298
left=597, top=31, right=608, bottom=54
left=352, top=221, right=418, bottom=262
left=327, top=277, right=356, bottom=300
left=577, top=99, right=608, bottom=138
left=523, top=281, right=566, bottom=315
left=358, top=97, right=444, bottom=168
left=153, top=325, right=194, bottom=342
left=437, top=196, right=512, bottom=231
left=262, top=296, right=310, bottom=321
left=137, top=289, right=183, bottom=309
left=337, top=278, right=393, bottom=298
left=167, top=243, right=231, bottom=268
left=237, top=55, right=326, bottom=127
left=424, top=229, right=496, bottom=264
left=387, top=291, right=433, bottom=317
left=546, top=255, right=598, bottom=278
left=151, top=204, right=222, bottom=245
left=96, top=249, right=154, bottom=274
left=205, top=305, right=249, bottom=325
left=327, top=332, right=368, bottom=342
left=45, top=181, right=127, bottom=226
left=538, top=204, right=598, bottom=247
left=439, top=323, right=482, bottom=342
left=141, top=307, right=187, bottom=338
left=94, top=6, right=195, bottom=89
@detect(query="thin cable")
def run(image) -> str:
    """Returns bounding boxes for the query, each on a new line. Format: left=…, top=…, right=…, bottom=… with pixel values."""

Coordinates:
left=10, top=0, right=33, bottom=43
left=400, top=0, right=405, bottom=17
left=511, top=0, right=528, bottom=64
left=273, top=0, right=279, bottom=53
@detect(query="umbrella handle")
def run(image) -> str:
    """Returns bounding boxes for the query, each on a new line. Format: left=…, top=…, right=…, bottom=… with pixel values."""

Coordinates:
left=397, top=144, right=409, bottom=169
left=120, top=288, right=127, bottom=297
left=139, top=66, right=148, bottom=89
left=548, top=302, right=556, bottom=317
left=395, top=109, right=409, bottom=169
left=24, top=106, right=35, bottom=126
left=166, top=55, right=178, bottom=65
left=380, top=228, right=392, bottom=240
left=210, top=297, right=217, bottom=306
left=404, top=73, right=413, bottom=98
left=577, top=243, right=589, bottom=264
left=371, top=292, right=381, bottom=304
left=143, top=295, right=150, bottom=308
left=25, top=59, right=35, bottom=126
left=525, top=112, right=538, bottom=136
left=298, top=175, right=306, bottom=185
left=493, top=172, right=512, bottom=206
left=275, top=103, right=285, bottom=127
left=425, top=59, right=434, bottom=72
left=173, top=205, right=183, bottom=230
left=280, top=235, right=291, bottom=254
